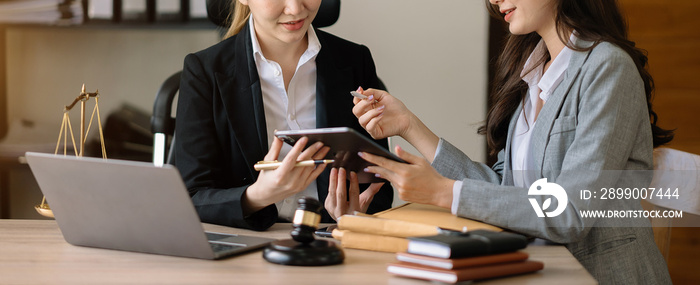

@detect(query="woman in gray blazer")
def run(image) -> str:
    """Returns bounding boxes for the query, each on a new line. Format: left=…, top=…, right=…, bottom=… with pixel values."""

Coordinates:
left=352, top=0, right=673, bottom=283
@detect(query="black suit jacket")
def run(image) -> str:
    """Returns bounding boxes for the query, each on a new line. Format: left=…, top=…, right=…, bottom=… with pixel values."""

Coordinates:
left=174, top=23, right=393, bottom=230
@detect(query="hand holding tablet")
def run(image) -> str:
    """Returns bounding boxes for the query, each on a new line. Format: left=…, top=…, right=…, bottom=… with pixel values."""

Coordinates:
left=272, top=127, right=404, bottom=183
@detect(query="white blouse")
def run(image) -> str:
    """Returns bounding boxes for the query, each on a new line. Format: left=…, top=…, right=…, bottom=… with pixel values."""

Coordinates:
left=249, top=17, right=322, bottom=221
left=511, top=36, right=573, bottom=188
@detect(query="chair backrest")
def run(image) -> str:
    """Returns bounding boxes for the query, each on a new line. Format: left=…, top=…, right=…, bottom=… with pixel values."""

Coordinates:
left=648, top=147, right=700, bottom=215
left=150, top=0, right=342, bottom=166
left=645, top=147, right=700, bottom=262
left=151, top=71, right=181, bottom=167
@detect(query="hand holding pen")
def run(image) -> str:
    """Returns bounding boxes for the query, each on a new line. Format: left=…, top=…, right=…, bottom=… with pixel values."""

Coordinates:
left=351, top=87, right=413, bottom=141
left=243, top=136, right=330, bottom=213
left=350, top=90, right=379, bottom=102
left=350, top=89, right=379, bottom=107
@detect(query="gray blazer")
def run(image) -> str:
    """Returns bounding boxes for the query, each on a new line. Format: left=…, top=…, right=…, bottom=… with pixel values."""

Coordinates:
left=431, top=39, right=671, bottom=284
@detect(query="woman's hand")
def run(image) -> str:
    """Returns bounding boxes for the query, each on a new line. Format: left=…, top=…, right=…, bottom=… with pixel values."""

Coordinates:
left=352, top=87, right=413, bottom=140
left=359, top=146, right=454, bottom=209
left=244, top=136, right=330, bottom=213
left=352, top=87, right=440, bottom=161
left=324, top=167, right=384, bottom=221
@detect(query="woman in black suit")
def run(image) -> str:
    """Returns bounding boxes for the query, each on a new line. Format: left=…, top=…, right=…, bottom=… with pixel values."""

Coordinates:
left=174, top=0, right=393, bottom=230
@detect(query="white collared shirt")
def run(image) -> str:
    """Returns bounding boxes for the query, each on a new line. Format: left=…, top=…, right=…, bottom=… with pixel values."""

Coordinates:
left=448, top=34, right=574, bottom=214
left=249, top=17, right=322, bottom=221
left=511, top=35, right=573, bottom=188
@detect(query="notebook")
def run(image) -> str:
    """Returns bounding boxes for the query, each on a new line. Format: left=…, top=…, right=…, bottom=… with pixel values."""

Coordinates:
left=25, top=152, right=275, bottom=260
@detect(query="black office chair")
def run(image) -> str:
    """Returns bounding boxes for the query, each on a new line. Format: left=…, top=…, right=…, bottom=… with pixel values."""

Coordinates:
left=151, top=0, right=342, bottom=166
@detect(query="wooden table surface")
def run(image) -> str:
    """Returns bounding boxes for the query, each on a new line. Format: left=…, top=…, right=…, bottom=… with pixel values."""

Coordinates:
left=0, top=220, right=596, bottom=284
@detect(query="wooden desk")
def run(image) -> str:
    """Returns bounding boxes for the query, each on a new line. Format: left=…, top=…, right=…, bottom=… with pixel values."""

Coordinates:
left=0, top=220, right=595, bottom=284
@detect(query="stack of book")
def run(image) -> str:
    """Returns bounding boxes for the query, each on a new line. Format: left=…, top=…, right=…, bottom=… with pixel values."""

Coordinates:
left=0, top=0, right=83, bottom=25
left=331, top=203, right=503, bottom=253
left=387, top=230, right=544, bottom=283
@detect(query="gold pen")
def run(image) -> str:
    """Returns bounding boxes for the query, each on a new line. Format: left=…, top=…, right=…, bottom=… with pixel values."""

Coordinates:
left=254, top=159, right=335, bottom=171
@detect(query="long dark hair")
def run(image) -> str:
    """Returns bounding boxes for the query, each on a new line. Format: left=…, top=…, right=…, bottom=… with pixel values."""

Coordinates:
left=479, top=0, right=674, bottom=156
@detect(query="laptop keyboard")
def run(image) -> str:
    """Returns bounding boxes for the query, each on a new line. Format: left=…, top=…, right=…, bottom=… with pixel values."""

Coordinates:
left=206, top=232, right=246, bottom=257
left=205, top=231, right=274, bottom=258
left=209, top=241, right=245, bottom=253
left=206, top=232, right=235, bottom=241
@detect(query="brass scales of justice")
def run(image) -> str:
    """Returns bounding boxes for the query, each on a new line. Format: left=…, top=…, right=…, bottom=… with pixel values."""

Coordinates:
left=34, top=84, right=107, bottom=218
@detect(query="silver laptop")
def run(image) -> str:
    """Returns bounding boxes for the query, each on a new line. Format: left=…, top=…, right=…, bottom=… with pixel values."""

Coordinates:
left=25, top=152, right=275, bottom=260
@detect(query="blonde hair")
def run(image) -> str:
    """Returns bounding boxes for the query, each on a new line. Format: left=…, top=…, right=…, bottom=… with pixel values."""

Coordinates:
left=223, top=1, right=250, bottom=39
